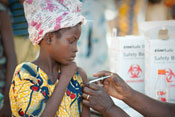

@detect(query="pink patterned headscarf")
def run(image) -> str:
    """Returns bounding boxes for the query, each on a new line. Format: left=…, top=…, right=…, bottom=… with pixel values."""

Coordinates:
left=23, top=0, right=85, bottom=45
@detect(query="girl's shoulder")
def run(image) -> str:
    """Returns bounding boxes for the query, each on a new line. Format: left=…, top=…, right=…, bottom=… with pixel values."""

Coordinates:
left=15, top=62, right=37, bottom=73
left=14, top=62, right=43, bottom=80
left=77, top=67, right=88, bottom=84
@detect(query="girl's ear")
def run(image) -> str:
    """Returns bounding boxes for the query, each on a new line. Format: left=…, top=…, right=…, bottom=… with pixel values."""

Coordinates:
left=45, top=33, right=52, bottom=45
left=46, top=38, right=51, bottom=44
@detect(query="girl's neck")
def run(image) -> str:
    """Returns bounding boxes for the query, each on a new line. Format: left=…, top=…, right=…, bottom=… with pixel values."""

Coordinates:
left=32, top=51, right=60, bottom=75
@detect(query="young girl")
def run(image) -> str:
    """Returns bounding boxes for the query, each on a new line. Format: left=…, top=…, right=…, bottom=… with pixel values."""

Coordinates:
left=9, top=0, right=90, bottom=116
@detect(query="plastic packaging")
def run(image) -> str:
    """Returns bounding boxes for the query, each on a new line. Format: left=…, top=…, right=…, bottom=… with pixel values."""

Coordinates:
left=155, top=69, right=169, bottom=102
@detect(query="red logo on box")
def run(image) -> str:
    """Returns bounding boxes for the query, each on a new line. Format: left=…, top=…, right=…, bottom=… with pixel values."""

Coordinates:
left=157, top=91, right=166, bottom=96
left=166, top=69, right=175, bottom=83
left=128, top=64, right=142, bottom=78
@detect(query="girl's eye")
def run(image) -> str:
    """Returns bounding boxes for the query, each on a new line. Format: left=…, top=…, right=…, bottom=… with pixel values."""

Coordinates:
left=69, top=37, right=76, bottom=44
left=69, top=40, right=74, bottom=44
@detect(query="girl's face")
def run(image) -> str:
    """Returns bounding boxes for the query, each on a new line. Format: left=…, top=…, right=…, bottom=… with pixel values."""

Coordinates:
left=50, top=24, right=81, bottom=65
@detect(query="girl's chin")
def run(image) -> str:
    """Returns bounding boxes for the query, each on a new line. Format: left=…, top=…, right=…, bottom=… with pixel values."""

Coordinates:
left=62, top=60, right=74, bottom=65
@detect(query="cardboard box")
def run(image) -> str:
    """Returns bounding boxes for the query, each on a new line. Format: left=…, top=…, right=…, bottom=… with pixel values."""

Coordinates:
left=140, top=20, right=175, bottom=103
left=145, top=39, right=175, bottom=102
left=109, top=36, right=145, bottom=93
left=108, top=36, right=145, bottom=115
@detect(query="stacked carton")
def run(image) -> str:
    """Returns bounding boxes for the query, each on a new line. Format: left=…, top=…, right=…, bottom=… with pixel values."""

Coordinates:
left=141, top=21, right=175, bottom=103
left=108, top=35, right=145, bottom=117
left=109, top=36, right=145, bottom=93
left=107, top=21, right=175, bottom=117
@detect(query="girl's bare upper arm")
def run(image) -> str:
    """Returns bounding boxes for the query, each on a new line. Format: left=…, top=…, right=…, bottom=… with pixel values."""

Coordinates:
left=77, top=67, right=89, bottom=84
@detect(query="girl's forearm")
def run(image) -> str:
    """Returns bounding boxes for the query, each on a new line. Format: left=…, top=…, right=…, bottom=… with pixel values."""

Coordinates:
left=41, top=76, right=70, bottom=116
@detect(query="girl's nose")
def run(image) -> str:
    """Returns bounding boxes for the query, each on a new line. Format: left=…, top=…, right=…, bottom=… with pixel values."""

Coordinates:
left=73, top=43, right=78, bottom=53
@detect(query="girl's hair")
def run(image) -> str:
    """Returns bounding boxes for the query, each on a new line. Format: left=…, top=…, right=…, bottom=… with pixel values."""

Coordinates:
left=51, top=23, right=82, bottom=39
left=51, top=29, right=64, bottom=39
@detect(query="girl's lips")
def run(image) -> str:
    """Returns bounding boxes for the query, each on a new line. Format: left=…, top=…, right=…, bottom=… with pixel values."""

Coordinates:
left=71, top=55, right=76, bottom=58
left=69, top=56, right=76, bottom=61
left=69, top=57, right=75, bottom=61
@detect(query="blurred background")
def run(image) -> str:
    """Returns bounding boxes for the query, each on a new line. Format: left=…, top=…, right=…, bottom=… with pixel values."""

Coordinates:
left=0, top=0, right=175, bottom=116
left=76, top=0, right=175, bottom=77
left=0, top=0, right=174, bottom=76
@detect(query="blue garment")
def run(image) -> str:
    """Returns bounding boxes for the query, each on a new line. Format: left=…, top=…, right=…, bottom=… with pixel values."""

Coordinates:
left=9, top=0, right=28, bottom=37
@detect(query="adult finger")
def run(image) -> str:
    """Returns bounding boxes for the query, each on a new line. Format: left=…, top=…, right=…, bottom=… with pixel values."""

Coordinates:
left=96, top=81, right=104, bottom=87
left=111, top=73, right=124, bottom=84
left=83, top=86, right=96, bottom=96
left=82, top=100, right=90, bottom=107
left=103, top=80, right=109, bottom=86
left=82, top=93, right=91, bottom=100
left=93, top=70, right=111, bottom=77
left=87, top=83, right=100, bottom=90
left=103, top=84, right=110, bottom=94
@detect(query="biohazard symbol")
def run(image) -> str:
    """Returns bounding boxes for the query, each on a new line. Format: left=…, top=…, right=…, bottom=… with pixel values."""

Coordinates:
left=165, top=69, right=175, bottom=83
left=128, top=64, right=142, bottom=78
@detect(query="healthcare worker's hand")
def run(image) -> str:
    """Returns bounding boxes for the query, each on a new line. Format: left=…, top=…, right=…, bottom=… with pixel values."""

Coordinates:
left=82, top=83, right=114, bottom=115
left=93, top=71, right=133, bottom=101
